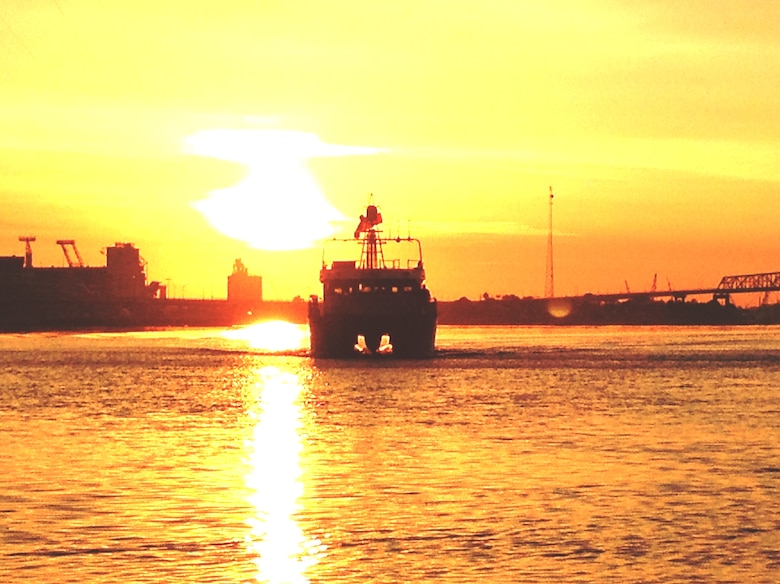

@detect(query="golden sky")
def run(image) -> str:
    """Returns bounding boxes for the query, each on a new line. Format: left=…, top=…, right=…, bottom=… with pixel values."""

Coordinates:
left=0, top=1, right=778, bottom=300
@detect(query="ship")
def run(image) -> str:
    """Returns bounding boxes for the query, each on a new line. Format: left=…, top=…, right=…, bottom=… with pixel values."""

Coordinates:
left=308, top=202, right=438, bottom=358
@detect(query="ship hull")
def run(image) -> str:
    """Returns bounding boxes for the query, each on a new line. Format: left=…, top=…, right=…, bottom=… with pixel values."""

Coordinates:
left=309, top=301, right=437, bottom=358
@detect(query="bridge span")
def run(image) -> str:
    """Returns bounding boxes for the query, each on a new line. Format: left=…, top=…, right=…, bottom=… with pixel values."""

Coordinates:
left=554, top=271, right=780, bottom=304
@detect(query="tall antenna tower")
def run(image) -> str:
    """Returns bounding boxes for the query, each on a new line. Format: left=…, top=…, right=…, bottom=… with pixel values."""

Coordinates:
left=544, top=186, right=554, bottom=297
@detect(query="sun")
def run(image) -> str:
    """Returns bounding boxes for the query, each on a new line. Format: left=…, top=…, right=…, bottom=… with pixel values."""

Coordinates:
left=184, top=128, right=380, bottom=251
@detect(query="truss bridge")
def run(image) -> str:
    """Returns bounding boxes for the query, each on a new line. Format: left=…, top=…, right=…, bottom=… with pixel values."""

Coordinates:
left=712, top=271, right=780, bottom=303
left=553, top=270, right=780, bottom=305
left=716, top=272, right=780, bottom=294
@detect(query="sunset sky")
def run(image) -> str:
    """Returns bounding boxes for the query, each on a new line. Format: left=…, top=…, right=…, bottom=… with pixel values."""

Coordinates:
left=1, top=1, right=778, bottom=301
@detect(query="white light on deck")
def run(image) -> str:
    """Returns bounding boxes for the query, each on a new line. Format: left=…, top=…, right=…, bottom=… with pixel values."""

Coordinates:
left=354, top=335, right=371, bottom=355
left=377, top=334, right=393, bottom=354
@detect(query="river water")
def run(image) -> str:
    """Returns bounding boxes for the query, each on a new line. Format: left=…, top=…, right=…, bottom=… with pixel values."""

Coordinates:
left=1, top=324, right=779, bottom=583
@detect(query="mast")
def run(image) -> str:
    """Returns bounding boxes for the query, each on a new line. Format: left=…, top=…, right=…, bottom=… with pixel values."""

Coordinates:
left=355, top=202, right=385, bottom=269
left=360, top=228, right=386, bottom=269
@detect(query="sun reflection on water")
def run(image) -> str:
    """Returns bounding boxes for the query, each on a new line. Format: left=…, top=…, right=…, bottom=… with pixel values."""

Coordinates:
left=224, top=320, right=309, bottom=352
left=245, top=365, right=323, bottom=583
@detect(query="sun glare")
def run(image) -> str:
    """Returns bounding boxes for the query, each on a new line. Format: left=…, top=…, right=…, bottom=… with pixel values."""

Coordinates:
left=223, top=320, right=309, bottom=352
left=184, top=129, right=381, bottom=251
left=547, top=298, right=573, bottom=318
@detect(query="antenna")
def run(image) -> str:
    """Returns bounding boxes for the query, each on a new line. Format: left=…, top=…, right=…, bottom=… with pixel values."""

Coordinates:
left=544, top=186, right=555, bottom=298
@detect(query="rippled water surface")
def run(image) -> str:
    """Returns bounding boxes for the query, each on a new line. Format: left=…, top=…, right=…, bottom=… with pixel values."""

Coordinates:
left=2, top=325, right=779, bottom=583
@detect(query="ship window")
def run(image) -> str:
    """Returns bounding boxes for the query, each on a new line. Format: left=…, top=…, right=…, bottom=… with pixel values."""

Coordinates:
left=404, top=286, right=413, bottom=292
left=334, top=287, right=343, bottom=295
left=392, top=286, right=398, bottom=293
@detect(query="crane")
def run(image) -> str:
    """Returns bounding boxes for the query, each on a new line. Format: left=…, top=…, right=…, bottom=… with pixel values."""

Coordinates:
left=18, top=235, right=36, bottom=268
left=56, top=239, right=85, bottom=268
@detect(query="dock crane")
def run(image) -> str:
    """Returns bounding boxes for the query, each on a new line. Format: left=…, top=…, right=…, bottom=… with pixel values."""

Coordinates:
left=18, top=235, right=36, bottom=268
left=56, top=239, right=85, bottom=268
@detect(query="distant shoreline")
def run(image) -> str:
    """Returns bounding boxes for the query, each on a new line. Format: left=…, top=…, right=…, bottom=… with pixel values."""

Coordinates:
left=436, top=296, right=780, bottom=326
left=2, top=295, right=779, bottom=333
